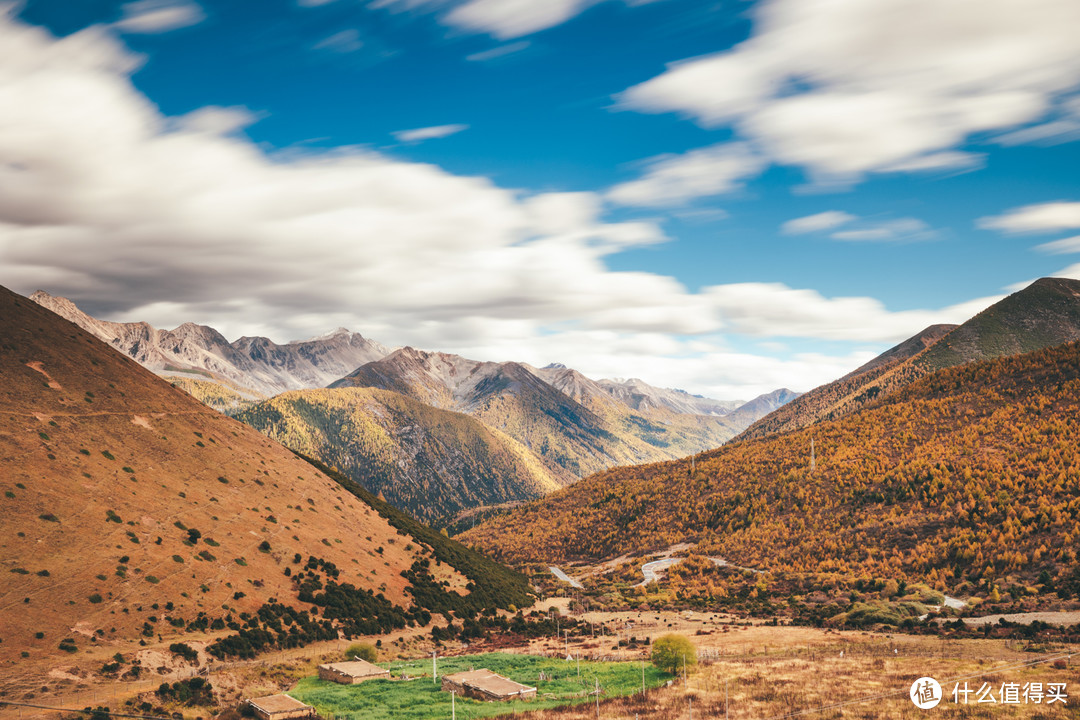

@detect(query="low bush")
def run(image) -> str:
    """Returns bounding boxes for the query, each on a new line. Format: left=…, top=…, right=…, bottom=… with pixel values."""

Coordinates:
left=169, top=643, right=198, bottom=663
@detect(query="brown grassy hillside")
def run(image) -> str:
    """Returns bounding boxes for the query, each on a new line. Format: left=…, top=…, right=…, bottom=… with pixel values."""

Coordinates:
left=0, top=286, right=525, bottom=669
left=462, top=340, right=1080, bottom=596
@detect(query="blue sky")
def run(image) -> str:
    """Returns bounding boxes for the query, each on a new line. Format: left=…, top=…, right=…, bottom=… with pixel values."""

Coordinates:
left=3, top=0, right=1080, bottom=398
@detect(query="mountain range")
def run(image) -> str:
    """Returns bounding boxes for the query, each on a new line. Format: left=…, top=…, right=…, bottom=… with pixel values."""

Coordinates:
left=28, top=291, right=797, bottom=525
left=29, top=291, right=392, bottom=398
left=253, top=347, right=780, bottom=524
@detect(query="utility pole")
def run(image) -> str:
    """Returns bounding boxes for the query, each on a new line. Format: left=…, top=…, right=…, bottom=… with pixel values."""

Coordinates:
left=451, top=690, right=456, bottom=720
left=641, top=660, right=646, bottom=696
left=811, top=437, right=815, bottom=473
left=595, top=678, right=600, bottom=718
left=433, top=651, right=438, bottom=684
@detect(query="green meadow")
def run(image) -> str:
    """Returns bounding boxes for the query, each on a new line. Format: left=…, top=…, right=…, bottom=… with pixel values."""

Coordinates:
left=288, top=652, right=671, bottom=720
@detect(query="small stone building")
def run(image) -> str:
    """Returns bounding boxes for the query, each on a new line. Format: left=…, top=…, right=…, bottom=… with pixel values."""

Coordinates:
left=441, top=669, right=537, bottom=702
left=246, top=694, right=315, bottom=720
left=317, top=659, right=391, bottom=684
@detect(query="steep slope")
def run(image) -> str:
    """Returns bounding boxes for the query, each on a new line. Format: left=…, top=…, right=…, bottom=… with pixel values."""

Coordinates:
left=739, top=278, right=1080, bottom=441
left=915, top=276, right=1080, bottom=371
left=463, top=340, right=1080, bottom=597
left=331, top=348, right=759, bottom=481
left=0, top=286, right=528, bottom=668
left=735, top=325, right=953, bottom=441
left=29, top=291, right=391, bottom=396
left=235, top=387, right=563, bottom=526
left=848, top=324, right=960, bottom=376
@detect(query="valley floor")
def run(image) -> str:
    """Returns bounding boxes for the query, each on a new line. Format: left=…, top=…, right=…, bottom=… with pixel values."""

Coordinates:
left=1, top=604, right=1076, bottom=720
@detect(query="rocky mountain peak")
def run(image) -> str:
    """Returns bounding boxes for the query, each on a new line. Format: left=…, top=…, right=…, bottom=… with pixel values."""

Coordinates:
left=29, top=291, right=392, bottom=395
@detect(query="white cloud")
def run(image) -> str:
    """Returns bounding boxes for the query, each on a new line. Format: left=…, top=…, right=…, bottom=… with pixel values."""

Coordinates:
left=996, top=97, right=1080, bottom=145
left=392, top=123, right=470, bottom=143
left=114, top=0, right=204, bottom=34
left=782, top=212, right=933, bottom=242
left=880, top=151, right=985, bottom=174
left=996, top=120, right=1080, bottom=146
left=671, top=207, right=729, bottom=224
left=606, top=143, right=765, bottom=207
left=978, top=201, right=1080, bottom=233
left=371, top=0, right=650, bottom=40
left=1054, top=263, right=1080, bottom=281
left=0, top=11, right=1002, bottom=399
left=619, top=0, right=1080, bottom=181
left=703, top=283, right=1000, bottom=342
left=830, top=218, right=933, bottom=243
left=781, top=211, right=855, bottom=235
left=313, top=29, right=364, bottom=53
left=445, top=0, right=593, bottom=39
left=1036, top=235, right=1080, bottom=254
left=172, top=106, right=260, bottom=135
left=466, top=41, right=530, bottom=62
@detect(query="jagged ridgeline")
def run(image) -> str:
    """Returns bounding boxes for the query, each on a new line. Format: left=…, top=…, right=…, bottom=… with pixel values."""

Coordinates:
left=0, top=285, right=528, bottom=665
left=462, top=339, right=1080, bottom=596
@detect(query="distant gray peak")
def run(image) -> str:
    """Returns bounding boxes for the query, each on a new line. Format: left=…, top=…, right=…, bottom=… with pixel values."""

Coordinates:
left=543, top=363, right=567, bottom=369
left=29, top=290, right=391, bottom=396
left=297, top=327, right=353, bottom=343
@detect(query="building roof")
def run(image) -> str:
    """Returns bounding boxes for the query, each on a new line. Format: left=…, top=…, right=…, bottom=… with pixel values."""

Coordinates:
left=248, top=695, right=312, bottom=714
left=444, top=669, right=536, bottom=696
left=319, top=659, right=389, bottom=677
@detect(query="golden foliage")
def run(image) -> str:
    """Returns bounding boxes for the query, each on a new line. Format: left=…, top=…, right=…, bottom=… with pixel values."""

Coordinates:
left=464, top=341, right=1080, bottom=591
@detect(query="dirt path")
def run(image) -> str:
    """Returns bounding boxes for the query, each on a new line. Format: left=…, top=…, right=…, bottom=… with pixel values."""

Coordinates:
left=549, top=566, right=584, bottom=589
left=634, top=555, right=761, bottom=587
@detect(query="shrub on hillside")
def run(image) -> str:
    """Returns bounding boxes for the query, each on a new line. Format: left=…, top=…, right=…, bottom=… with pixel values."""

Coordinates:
left=344, top=642, right=377, bottom=662
left=156, top=677, right=213, bottom=705
left=169, top=643, right=198, bottom=663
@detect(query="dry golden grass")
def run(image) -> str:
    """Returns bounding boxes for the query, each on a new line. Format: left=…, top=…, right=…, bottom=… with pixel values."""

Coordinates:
left=0, top=618, right=1075, bottom=720
left=517, top=634, right=1079, bottom=719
